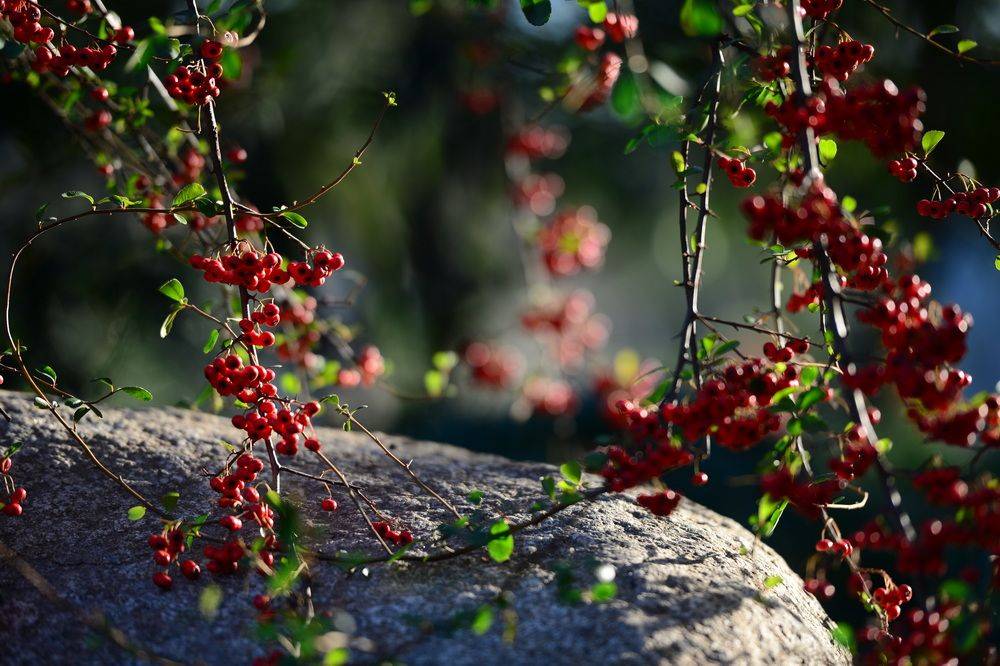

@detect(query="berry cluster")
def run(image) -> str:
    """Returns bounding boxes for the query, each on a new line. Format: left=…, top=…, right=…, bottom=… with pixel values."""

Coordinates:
left=537, top=207, right=610, bottom=276
left=165, top=65, right=222, bottom=106
left=189, top=249, right=289, bottom=292
left=372, top=521, right=414, bottom=547
left=573, top=26, right=605, bottom=52
left=463, top=342, right=523, bottom=389
left=210, top=453, right=266, bottom=509
left=815, top=537, right=855, bottom=559
left=600, top=437, right=694, bottom=493
left=716, top=156, right=757, bottom=188
left=800, top=0, right=842, bottom=19
left=147, top=528, right=203, bottom=590
left=33, top=42, right=117, bottom=78
left=601, top=12, right=637, bottom=43
left=231, top=400, right=322, bottom=456
left=661, top=357, right=798, bottom=451
left=204, top=354, right=278, bottom=402
left=754, top=48, right=791, bottom=82
left=916, top=185, right=999, bottom=221
left=0, top=0, right=54, bottom=46
left=887, top=156, right=918, bottom=183
left=287, top=250, right=346, bottom=287
left=636, top=489, right=681, bottom=517
left=872, top=584, right=913, bottom=621
left=766, top=79, right=926, bottom=158
left=760, top=467, right=840, bottom=520
left=813, top=40, right=874, bottom=82
left=580, top=52, right=622, bottom=111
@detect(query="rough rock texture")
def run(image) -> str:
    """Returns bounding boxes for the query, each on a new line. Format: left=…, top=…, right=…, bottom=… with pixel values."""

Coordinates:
left=0, top=391, right=849, bottom=664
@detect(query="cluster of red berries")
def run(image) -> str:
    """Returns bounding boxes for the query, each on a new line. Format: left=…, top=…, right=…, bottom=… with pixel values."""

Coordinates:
left=872, top=584, right=913, bottom=621
left=238, top=302, right=282, bottom=349
left=2, top=484, right=26, bottom=517
left=287, top=250, right=346, bottom=287
left=372, top=521, right=414, bottom=547
left=573, top=26, right=605, bottom=52
left=813, top=40, right=874, bottom=82
left=148, top=529, right=202, bottom=590
left=352, top=345, right=386, bottom=387
left=742, top=184, right=889, bottom=291
left=174, top=148, right=207, bottom=186
left=662, top=357, right=800, bottom=451
left=716, top=156, right=757, bottom=188
left=165, top=64, right=222, bottom=106
left=520, top=290, right=609, bottom=368
left=580, top=52, right=622, bottom=111
left=521, top=376, right=578, bottom=416
left=636, top=489, right=681, bottom=517
left=1, top=1, right=54, bottom=46
left=754, top=48, right=791, bottom=82
left=189, top=249, right=289, bottom=293
left=827, top=426, right=878, bottom=482
left=601, top=12, right=637, bottom=43
left=512, top=172, right=564, bottom=217
left=65, top=0, right=91, bottom=13
left=887, top=156, right=919, bottom=183
left=815, top=537, right=855, bottom=559
left=762, top=338, right=810, bottom=363
left=231, top=401, right=322, bottom=457
left=202, top=539, right=248, bottom=577
left=505, top=125, right=568, bottom=161
left=204, top=354, right=278, bottom=401
left=600, top=437, right=694, bottom=493
left=760, top=467, right=839, bottom=520
left=32, top=42, right=117, bottom=77
left=537, top=207, right=610, bottom=276
left=916, top=186, right=999, bottom=221
left=766, top=79, right=925, bottom=158
left=463, top=342, right=523, bottom=389
left=800, top=0, right=842, bottom=19
left=860, top=605, right=958, bottom=663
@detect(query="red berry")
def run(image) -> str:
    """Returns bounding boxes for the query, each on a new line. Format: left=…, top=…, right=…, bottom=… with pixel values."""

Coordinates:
left=321, top=498, right=338, bottom=512
left=152, top=572, right=173, bottom=590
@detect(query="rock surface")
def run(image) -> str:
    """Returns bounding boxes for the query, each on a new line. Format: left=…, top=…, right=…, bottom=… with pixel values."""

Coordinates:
left=0, top=391, right=849, bottom=664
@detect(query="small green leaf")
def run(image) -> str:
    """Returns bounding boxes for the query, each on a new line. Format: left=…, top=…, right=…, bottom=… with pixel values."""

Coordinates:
left=467, top=490, right=484, bottom=505
left=830, top=622, right=857, bottom=654
left=203, top=329, right=220, bottom=354
left=928, top=24, right=959, bottom=38
left=994, top=255, right=1000, bottom=271
left=680, top=0, right=722, bottom=37
left=763, top=574, right=783, bottom=590
left=127, top=505, right=147, bottom=521
left=162, top=491, right=180, bottom=511
left=199, top=584, right=223, bottom=618
left=921, top=130, right=945, bottom=156
left=61, top=191, right=94, bottom=205
left=590, top=581, right=617, bottom=602
left=160, top=308, right=180, bottom=338
left=957, top=39, right=977, bottom=54
left=559, top=461, right=583, bottom=485
left=818, top=138, right=838, bottom=162
left=587, top=1, right=607, bottom=23
left=733, top=4, right=754, bottom=17
left=120, top=386, right=153, bottom=402
left=487, top=520, right=514, bottom=563
left=158, top=279, right=186, bottom=303
left=34, top=203, right=49, bottom=222
left=424, top=369, right=444, bottom=397
left=797, top=387, right=826, bottom=412
left=541, top=476, right=556, bottom=499
left=280, top=211, right=308, bottom=228
left=520, top=0, right=551, bottom=26
left=172, top=182, right=206, bottom=206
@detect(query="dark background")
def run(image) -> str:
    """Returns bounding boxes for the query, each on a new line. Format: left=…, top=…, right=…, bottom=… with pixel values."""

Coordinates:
left=1, top=0, right=998, bottom=620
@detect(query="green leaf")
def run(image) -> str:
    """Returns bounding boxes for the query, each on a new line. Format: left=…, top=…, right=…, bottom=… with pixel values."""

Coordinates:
left=424, top=369, right=445, bottom=397
left=732, top=4, right=754, bottom=17
left=160, top=308, right=180, bottom=338
left=994, top=255, right=1000, bottom=271
left=34, top=203, right=49, bottom=222
left=470, top=605, right=494, bottom=635
left=797, top=387, right=826, bottom=412
left=541, top=476, right=556, bottom=499
left=830, top=622, right=857, bottom=654
left=120, top=386, right=153, bottom=402
left=487, top=520, right=514, bottom=562
left=763, top=574, right=783, bottom=590
left=611, top=71, right=640, bottom=118
left=818, top=138, right=838, bottom=162
left=680, top=0, right=722, bottom=37
left=590, top=581, right=617, bottom=602
left=127, top=505, right=147, bottom=521
left=921, top=130, right=945, bottom=156
left=957, top=39, right=977, bottom=54
left=162, top=491, right=180, bottom=511
left=158, top=279, right=186, bottom=303
left=171, top=182, right=206, bottom=206
left=199, top=584, right=223, bottom=618
left=62, top=191, right=94, bottom=205
left=203, top=329, right=220, bottom=354
left=587, top=1, right=607, bottom=23
left=559, top=461, right=583, bottom=485
left=279, top=211, right=308, bottom=228
left=520, top=0, right=551, bottom=26
left=467, top=490, right=484, bottom=505
left=928, top=24, right=959, bottom=38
